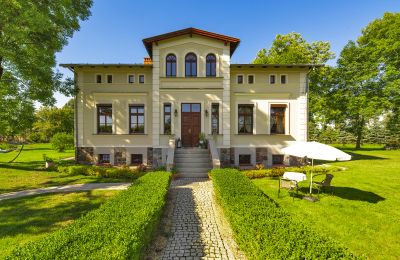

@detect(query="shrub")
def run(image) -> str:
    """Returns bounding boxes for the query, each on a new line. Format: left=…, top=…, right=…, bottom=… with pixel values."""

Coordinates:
left=209, top=168, right=355, bottom=259
left=50, top=133, right=74, bottom=152
left=7, top=171, right=171, bottom=259
left=57, top=165, right=143, bottom=180
left=242, top=165, right=343, bottom=179
left=0, top=142, right=17, bottom=150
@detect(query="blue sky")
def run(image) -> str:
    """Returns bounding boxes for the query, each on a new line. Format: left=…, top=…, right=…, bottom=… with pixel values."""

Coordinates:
left=55, top=0, right=400, bottom=107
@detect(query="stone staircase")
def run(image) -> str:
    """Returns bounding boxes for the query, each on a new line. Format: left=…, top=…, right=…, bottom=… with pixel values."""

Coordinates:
left=175, top=148, right=212, bottom=178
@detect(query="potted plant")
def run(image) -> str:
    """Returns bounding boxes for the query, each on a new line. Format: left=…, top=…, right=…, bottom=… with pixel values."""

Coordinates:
left=198, top=132, right=207, bottom=149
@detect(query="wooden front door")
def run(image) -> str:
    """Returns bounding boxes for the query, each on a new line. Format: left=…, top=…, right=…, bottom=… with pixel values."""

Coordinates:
left=181, top=103, right=201, bottom=147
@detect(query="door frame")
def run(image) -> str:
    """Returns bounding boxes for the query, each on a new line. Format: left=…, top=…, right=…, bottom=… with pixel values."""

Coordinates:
left=181, top=102, right=202, bottom=147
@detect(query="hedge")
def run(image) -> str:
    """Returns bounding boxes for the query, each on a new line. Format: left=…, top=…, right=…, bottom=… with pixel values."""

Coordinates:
left=209, top=168, right=356, bottom=259
left=7, top=171, right=171, bottom=260
left=58, top=165, right=144, bottom=180
left=243, top=165, right=344, bottom=179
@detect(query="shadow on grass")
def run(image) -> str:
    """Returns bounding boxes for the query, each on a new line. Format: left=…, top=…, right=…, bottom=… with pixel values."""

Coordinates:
left=0, top=192, right=106, bottom=239
left=344, top=152, right=387, bottom=161
left=0, top=162, right=45, bottom=171
left=298, top=186, right=385, bottom=203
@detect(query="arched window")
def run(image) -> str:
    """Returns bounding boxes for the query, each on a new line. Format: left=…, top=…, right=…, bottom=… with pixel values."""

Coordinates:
left=166, top=54, right=176, bottom=77
left=206, top=54, right=216, bottom=77
left=185, top=53, right=197, bottom=77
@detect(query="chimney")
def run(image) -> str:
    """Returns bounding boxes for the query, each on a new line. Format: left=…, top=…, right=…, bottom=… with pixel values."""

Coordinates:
left=144, top=57, right=152, bottom=64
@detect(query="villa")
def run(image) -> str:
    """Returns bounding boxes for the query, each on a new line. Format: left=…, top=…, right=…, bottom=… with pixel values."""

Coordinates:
left=61, top=27, right=315, bottom=172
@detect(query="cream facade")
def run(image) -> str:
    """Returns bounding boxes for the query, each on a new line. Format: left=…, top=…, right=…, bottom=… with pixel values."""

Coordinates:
left=62, top=28, right=314, bottom=168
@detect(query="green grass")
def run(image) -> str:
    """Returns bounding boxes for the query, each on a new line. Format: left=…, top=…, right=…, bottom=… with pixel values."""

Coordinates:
left=252, top=145, right=400, bottom=259
left=0, top=143, right=130, bottom=194
left=0, top=190, right=120, bottom=259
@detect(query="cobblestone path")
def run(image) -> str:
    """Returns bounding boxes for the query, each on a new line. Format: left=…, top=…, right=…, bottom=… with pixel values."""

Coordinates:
left=161, top=178, right=235, bottom=260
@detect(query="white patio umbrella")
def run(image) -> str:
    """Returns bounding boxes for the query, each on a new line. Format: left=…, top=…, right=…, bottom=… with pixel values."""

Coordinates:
left=281, top=141, right=351, bottom=194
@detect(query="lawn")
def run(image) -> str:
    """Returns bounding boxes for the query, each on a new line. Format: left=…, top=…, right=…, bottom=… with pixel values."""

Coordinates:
left=0, top=190, right=120, bottom=258
left=0, top=143, right=130, bottom=194
left=253, top=145, right=400, bottom=259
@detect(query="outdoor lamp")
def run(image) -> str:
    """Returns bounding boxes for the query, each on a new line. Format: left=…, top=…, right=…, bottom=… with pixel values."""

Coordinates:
left=174, top=109, right=178, bottom=117
left=205, top=109, right=209, bottom=117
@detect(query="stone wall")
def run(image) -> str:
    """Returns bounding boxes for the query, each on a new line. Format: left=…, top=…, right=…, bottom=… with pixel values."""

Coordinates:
left=76, top=147, right=94, bottom=164
left=219, top=148, right=234, bottom=168
left=114, top=147, right=127, bottom=165
left=152, top=148, right=163, bottom=168
left=255, top=148, right=268, bottom=166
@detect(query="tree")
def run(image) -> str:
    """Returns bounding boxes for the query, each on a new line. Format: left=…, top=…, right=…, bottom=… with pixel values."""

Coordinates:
left=31, top=106, right=74, bottom=142
left=358, top=12, right=400, bottom=141
left=328, top=41, right=387, bottom=149
left=0, top=0, right=92, bottom=104
left=253, top=32, right=334, bottom=64
left=51, top=132, right=74, bottom=152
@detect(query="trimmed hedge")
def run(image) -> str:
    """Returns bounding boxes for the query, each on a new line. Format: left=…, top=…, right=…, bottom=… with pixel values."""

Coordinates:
left=209, top=168, right=356, bottom=259
left=7, top=171, right=171, bottom=260
left=243, top=165, right=344, bottom=179
left=58, top=165, right=143, bottom=179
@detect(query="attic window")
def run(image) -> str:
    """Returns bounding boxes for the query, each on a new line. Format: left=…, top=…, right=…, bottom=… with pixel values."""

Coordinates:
left=269, top=74, right=276, bottom=84
left=107, top=74, right=113, bottom=83
left=96, top=74, right=102, bottom=83
left=248, top=75, right=254, bottom=84
left=280, top=75, right=287, bottom=84
left=237, top=75, right=243, bottom=84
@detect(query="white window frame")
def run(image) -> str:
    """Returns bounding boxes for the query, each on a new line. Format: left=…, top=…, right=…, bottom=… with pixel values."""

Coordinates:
left=280, top=74, right=288, bottom=85
left=237, top=74, right=244, bottom=84
left=127, top=74, right=135, bottom=84
left=106, top=74, right=113, bottom=84
left=269, top=74, right=277, bottom=85
left=95, top=74, right=103, bottom=84
left=235, top=102, right=257, bottom=135
left=128, top=103, right=147, bottom=135
left=139, top=74, right=145, bottom=84
left=247, top=74, right=255, bottom=84
left=268, top=102, right=290, bottom=135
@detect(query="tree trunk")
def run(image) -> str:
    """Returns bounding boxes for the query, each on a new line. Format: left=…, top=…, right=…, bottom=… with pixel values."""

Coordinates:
left=0, top=56, right=3, bottom=80
left=355, top=117, right=365, bottom=149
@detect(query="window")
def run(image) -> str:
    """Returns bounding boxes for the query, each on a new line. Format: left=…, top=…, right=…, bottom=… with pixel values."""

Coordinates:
left=269, top=74, right=276, bottom=84
left=237, top=75, right=243, bottom=84
left=97, top=104, right=113, bottom=134
left=129, top=105, right=145, bottom=134
left=128, top=74, right=135, bottom=84
left=185, top=53, right=197, bottom=77
left=164, top=103, right=171, bottom=135
left=238, top=104, right=253, bottom=134
left=206, top=54, right=216, bottom=77
left=280, top=74, right=287, bottom=84
left=139, top=74, right=145, bottom=84
left=248, top=75, right=254, bottom=84
left=131, top=154, right=143, bottom=166
left=239, top=154, right=251, bottom=165
left=166, top=54, right=177, bottom=77
left=96, top=74, right=102, bottom=83
left=270, top=105, right=286, bottom=134
left=272, top=155, right=284, bottom=165
left=99, top=154, right=110, bottom=164
left=107, top=74, right=113, bottom=83
left=211, top=103, right=219, bottom=134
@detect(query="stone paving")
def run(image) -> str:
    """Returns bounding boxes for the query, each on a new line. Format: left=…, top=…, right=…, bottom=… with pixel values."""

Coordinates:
left=0, top=182, right=131, bottom=201
left=161, top=178, right=235, bottom=260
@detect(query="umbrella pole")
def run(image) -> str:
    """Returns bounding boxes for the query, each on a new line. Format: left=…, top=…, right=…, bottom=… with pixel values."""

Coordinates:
left=309, top=159, right=314, bottom=194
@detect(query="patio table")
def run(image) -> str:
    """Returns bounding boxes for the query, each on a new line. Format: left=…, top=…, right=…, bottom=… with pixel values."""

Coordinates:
left=283, top=172, right=307, bottom=182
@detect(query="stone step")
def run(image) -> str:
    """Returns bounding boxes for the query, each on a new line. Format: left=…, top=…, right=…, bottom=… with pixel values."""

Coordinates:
left=176, top=167, right=212, bottom=173
left=174, top=153, right=210, bottom=159
left=177, top=172, right=209, bottom=178
left=176, top=162, right=212, bottom=168
left=175, top=149, right=209, bottom=154
left=175, top=157, right=210, bottom=163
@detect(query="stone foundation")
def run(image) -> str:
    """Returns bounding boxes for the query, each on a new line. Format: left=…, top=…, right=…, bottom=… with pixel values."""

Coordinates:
left=255, top=148, right=268, bottom=166
left=147, top=148, right=153, bottom=167
left=219, top=148, right=234, bottom=168
left=114, top=147, right=127, bottom=165
left=152, top=148, right=163, bottom=168
left=76, top=147, right=94, bottom=164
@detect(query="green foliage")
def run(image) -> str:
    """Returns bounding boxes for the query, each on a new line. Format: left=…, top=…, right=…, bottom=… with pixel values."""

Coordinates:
left=57, top=165, right=144, bottom=180
left=242, top=165, right=343, bottom=179
left=50, top=133, right=74, bottom=152
left=7, top=171, right=171, bottom=259
left=209, top=168, right=355, bottom=259
left=31, top=107, right=74, bottom=143
left=0, top=142, right=17, bottom=150
left=253, top=32, right=334, bottom=64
